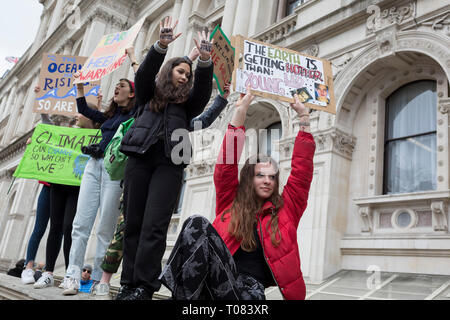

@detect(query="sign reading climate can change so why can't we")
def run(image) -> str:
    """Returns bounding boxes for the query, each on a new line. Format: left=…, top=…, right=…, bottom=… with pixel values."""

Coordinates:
left=13, top=124, right=102, bottom=186
left=233, top=35, right=336, bottom=114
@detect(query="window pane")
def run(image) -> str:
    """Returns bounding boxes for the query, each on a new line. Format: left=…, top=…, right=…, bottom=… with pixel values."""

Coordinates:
left=386, top=81, right=436, bottom=140
left=384, top=133, right=436, bottom=194
left=286, top=0, right=305, bottom=16
left=260, top=122, right=282, bottom=162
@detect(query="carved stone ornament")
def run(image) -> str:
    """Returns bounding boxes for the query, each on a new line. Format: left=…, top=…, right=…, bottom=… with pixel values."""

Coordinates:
left=314, top=128, right=356, bottom=159
left=431, top=201, right=448, bottom=232
left=421, top=13, right=450, bottom=37
left=438, top=99, right=450, bottom=115
left=366, top=2, right=416, bottom=33
left=375, top=24, right=398, bottom=57
left=359, top=206, right=372, bottom=233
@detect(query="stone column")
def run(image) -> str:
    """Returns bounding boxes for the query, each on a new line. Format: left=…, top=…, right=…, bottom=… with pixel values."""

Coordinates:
left=79, top=13, right=107, bottom=56
left=232, top=0, right=252, bottom=36
left=172, top=0, right=193, bottom=56
left=276, top=0, right=287, bottom=21
left=47, top=0, right=65, bottom=36
left=30, top=10, right=51, bottom=56
left=221, top=0, right=237, bottom=36
left=167, top=0, right=183, bottom=58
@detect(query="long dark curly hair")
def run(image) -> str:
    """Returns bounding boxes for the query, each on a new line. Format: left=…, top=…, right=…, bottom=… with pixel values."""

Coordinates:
left=150, top=57, right=193, bottom=113
left=222, top=154, right=284, bottom=252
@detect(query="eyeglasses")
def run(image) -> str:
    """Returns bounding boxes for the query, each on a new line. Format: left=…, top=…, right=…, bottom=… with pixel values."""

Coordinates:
left=82, top=269, right=91, bottom=273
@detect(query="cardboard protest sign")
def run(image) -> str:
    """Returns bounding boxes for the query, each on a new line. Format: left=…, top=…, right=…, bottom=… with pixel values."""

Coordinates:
left=13, top=124, right=101, bottom=186
left=232, top=35, right=336, bottom=114
left=34, top=54, right=100, bottom=116
left=209, top=25, right=235, bottom=95
left=74, top=16, right=146, bottom=84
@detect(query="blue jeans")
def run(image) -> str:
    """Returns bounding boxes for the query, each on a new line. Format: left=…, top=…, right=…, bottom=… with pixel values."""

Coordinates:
left=25, top=185, right=51, bottom=266
left=65, top=157, right=122, bottom=281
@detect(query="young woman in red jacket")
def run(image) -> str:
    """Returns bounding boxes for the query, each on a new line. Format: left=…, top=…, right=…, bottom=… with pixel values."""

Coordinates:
left=159, top=87, right=316, bottom=300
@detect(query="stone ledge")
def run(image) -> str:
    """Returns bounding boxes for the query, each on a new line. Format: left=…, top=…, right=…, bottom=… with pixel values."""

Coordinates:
left=0, top=273, right=168, bottom=300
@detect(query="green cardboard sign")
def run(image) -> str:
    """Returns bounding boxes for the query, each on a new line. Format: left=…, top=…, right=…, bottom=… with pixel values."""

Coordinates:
left=13, top=124, right=101, bottom=186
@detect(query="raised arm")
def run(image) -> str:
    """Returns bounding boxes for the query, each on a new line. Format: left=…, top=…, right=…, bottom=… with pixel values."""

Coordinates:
left=185, top=30, right=215, bottom=120
left=213, top=88, right=254, bottom=216
left=189, top=83, right=230, bottom=131
left=281, top=94, right=315, bottom=227
left=135, top=17, right=181, bottom=106
left=73, top=74, right=107, bottom=124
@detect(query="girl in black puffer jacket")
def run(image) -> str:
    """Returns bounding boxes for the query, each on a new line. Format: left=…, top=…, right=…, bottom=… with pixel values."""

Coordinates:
left=117, top=17, right=214, bottom=300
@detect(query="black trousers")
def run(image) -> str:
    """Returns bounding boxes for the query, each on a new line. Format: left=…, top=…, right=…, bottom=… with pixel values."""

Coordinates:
left=121, top=140, right=184, bottom=293
left=46, top=184, right=80, bottom=272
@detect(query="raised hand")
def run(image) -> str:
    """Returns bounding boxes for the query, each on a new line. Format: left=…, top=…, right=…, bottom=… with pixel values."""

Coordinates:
left=221, top=82, right=231, bottom=99
left=290, top=94, right=309, bottom=117
left=231, top=85, right=254, bottom=127
left=187, top=47, right=200, bottom=62
left=159, top=16, right=181, bottom=48
left=291, top=94, right=310, bottom=132
left=193, top=29, right=213, bottom=61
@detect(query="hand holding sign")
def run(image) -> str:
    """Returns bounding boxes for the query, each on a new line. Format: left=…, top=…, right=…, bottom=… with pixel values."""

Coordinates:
left=290, top=94, right=309, bottom=117
left=194, top=30, right=214, bottom=61
left=159, top=17, right=181, bottom=48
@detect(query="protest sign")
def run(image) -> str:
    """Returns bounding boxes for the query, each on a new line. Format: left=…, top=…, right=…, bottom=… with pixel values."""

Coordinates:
left=74, top=16, right=146, bottom=84
left=13, top=124, right=101, bottom=186
left=33, top=54, right=100, bottom=116
left=209, top=25, right=235, bottom=95
left=232, top=35, right=336, bottom=114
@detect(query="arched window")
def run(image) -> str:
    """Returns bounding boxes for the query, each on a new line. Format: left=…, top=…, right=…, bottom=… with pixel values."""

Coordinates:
left=383, top=80, right=437, bottom=194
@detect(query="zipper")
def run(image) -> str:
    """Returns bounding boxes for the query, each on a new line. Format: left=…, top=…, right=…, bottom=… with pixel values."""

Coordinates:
left=257, top=213, right=284, bottom=298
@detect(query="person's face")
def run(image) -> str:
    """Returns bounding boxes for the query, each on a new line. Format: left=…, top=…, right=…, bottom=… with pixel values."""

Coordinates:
left=253, top=162, right=277, bottom=201
left=317, top=85, right=327, bottom=97
left=81, top=268, right=91, bottom=281
left=113, top=80, right=134, bottom=105
left=171, top=63, right=191, bottom=87
left=75, top=113, right=93, bottom=129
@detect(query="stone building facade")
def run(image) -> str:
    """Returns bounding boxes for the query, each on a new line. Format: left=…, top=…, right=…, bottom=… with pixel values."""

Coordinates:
left=0, top=0, right=449, bottom=288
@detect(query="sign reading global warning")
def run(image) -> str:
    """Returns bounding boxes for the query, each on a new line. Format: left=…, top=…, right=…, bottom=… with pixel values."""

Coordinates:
left=13, top=124, right=102, bottom=186
left=33, top=53, right=100, bottom=116
left=233, top=36, right=336, bottom=114
left=74, top=16, right=145, bottom=84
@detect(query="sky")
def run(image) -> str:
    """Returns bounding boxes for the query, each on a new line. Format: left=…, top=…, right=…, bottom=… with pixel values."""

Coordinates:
left=0, top=0, right=43, bottom=77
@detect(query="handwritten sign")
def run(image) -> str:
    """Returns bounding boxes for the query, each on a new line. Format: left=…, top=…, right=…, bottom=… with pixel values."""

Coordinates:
left=232, top=35, right=336, bottom=114
left=74, top=16, right=146, bottom=84
left=210, top=25, right=235, bottom=95
left=34, top=54, right=100, bottom=116
left=13, top=124, right=102, bottom=186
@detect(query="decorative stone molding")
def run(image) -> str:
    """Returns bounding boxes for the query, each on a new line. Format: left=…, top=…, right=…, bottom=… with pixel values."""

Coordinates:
left=186, top=161, right=216, bottom=179
left=431, top=201, right=448, bottom=232
left=255, top=14, right=297, bottom=43
left=366, top=2, right=416, bottom=34
left=359, top=206, right=372, bottom=233
left=375, top=24, right=398, bottom=57
left=314, top=128, right=356, bottom=160
left=438, top=98, right=450, bottom=115
left=421, top=12, right=450, bottom=37
left=306, top=44, right=319, bottom=57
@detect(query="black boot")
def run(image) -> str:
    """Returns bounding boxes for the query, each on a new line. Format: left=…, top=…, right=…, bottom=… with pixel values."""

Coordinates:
left=123, top=286, right=153, bottom=300
left=115, top=285, right=134, bottom=300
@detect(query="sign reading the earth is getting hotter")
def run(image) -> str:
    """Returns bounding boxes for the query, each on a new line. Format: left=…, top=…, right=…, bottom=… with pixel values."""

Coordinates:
left=13, top=124, right=101, bottom=186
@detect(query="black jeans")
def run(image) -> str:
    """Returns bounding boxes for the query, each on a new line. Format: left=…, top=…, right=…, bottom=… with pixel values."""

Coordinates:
left=46, top=184, right=80, bottom=272
left=121, top=140, right=184, bottom=293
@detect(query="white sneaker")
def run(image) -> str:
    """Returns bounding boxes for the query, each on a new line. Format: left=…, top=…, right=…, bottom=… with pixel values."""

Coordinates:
left=59, top=277, right=70, bottom=289
left=21, top=269, right=35, bottom=285
left=93, top=282, right=110, bottom=296
left=33, top=272, right=54, bottom=289
left=62, top=277, right=79, bottom=295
